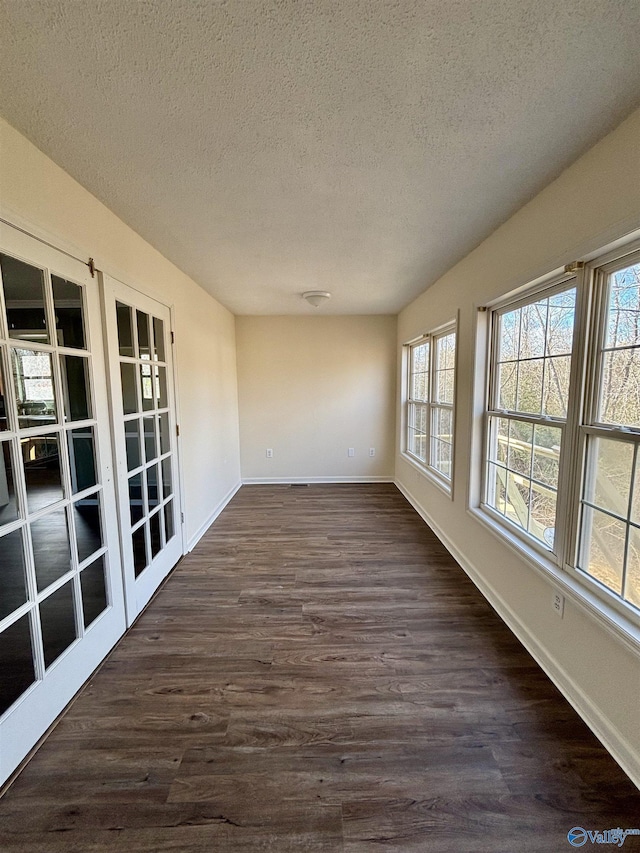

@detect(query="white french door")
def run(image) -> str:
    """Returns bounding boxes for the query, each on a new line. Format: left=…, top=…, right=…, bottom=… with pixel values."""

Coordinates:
left=0, top=223, right=126, bottom=786
left=102, top=275, right=182, bottom=624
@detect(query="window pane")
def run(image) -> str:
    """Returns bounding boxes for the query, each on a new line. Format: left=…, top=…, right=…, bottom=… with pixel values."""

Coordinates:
left=410, top=342, right=429, bottom=401
left=40, top=581, right=77, bottom=669
left=128, top=472, right=144, bottom=524
left=600, top=349, right=640, bottom=428
left=498, top=309, right=520, bottom=362
left=32, top=508, right=72, bottom=592
left=164, top=499, right=175, bottom=543
left=542, top=355, right=571, bottom=418
left=1, top=254, right=49, bottom=344
left=0, top=528, right=28, bottom=620
left=159, top=412, right=171, bottom=455
left=532, top=425, right=561, bottom=489
left=605, top=263, right=640, bottom=349
left=133, top=525, right=147, bottom=577
left=116, top=302, right=134, bottom=357
left=12, top=349, right=56, bottom=427
left=155, top=366, right=168, bottom=409
left=0, top=615, right=36, bottom=715
left=519, top=302, right=546, bottom=359
left=52, top=276, right=85, bottom=349
left=120, top=362, right=138, bottom=415
left=73, top=495, right=103, bottom=564
left=140, top=363, right=154, bottom=411
left=497, top=361, right=517, bottom=411
left=23, top=434, right=63, bottom=513
left=586, top=437, right=633, bottom=518
left=528, top=488, right=556, bottom=548
left=125, top=419, right=142, bottom=471
left=80, top=556, right=108, bottom=629
left=60, top=355, right=91, bottom=421
left=625, top=527, right=640, bottom=611
left=631, top=451, right=640, bottom=526
left=153, top=317, right=165, bottom=362
left=0, top=440, right=19, bottom=526
left=137, top=311, right=151, bottom=359
left=515, top=358, right=543, bottom=414
left=161, top=457, right=172, bottom=499
left=144, top=416, right=157, bottom=462
left=436, top=368, right=454, bottom=404
left=150, top=510, right=162, bottom=558
left=579, top=506, right=625, bottom=596
left=147, top=464, right=160, bottom=508
left=546, top=291, right=575, bottom=356
left=0, top=348, right=9, bottom=431
left=507, top=420, right=532, bottom=477
left=68, top=426, right=97, bottom=494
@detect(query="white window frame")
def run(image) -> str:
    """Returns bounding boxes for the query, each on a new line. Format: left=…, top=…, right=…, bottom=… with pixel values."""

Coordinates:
left=404, top=321, right=457, bottom=493
left=477, top=236, right=640, bottom=632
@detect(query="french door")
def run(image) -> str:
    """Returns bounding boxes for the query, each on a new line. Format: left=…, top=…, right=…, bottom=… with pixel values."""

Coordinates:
left=102, top=275, right=182, bottom=624
left=0, top=223, right=126, bottom=786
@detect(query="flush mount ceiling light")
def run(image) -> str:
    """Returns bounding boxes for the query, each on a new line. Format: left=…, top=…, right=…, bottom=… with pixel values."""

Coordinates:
left=302, top=290, right=331, bottom=307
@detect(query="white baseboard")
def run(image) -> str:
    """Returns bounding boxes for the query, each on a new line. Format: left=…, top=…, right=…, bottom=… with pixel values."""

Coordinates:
left=241, top=476, right=395, bottom=485
left=395, top=478, right=640, bottom=790
left=186, top=481, right=242, bottom=552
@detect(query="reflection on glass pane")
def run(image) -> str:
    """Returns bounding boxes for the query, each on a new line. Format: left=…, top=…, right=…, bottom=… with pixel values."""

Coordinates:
left=164, top=499, right=175, bottom=543
left=116, top=302, right=134, bottom=357
left=162, top=456, right=172, bottom=498
left=32, top=508, right=71, bottom=592
left=153, top=317, right=165, bottom=362
left=625, top=527, right=640, bottom=610
left=40, top=581, right=77, bottom=669
left=24, top=434, right=63, bottom=512
left=74, top=495, right=103, bottom=564
left=147, top=464, right=159, bottom=508
left=133, top=525, right=147, bottom=577
left=155, top=366, right=168, bottom=408
left=120, top=362, right=138, bottom=415
left=0, top=614, right=35, bottom=715
left=128, top=472, right=144, bottom=524
left=81, top=556, right=108, bottom=628
left=532, top=425, right=561, bottom=489
left=60, top=355, right=91, bottom=421
left=125, top=419, right=141, bottom=471
left=159, top=412, right=170, bottom=455
left=0, top=440, right=19, bottom=526
left=0, top=349, right=8, bottom=431
left=140, top=363, right=154, bottom=411
left=144, top=416, right=157, bottom=462
left=68, top=426, right=97, bottom=494
left=515, top=358, right=543, bottom=414
left=589, top=438, right=633, bottom=518
left=1, top=254, right=49, bottom=344
left=605, top=264, right=640, bottom=349
left=137, top=311, right=151, bottom=359
left=497, top=361, right=517, bottom=411
left=0, top=528, right=28, bottom=620
left=12, top=349, right=56, bottom=427
left=542, top=355, right=571, bottom=418
left=52, top=276, right=85, bottom=349
left=580, top=506, right=624, bottom=595
left=600, top=349, right=640, bottom=428
left=150, top=510, right=162, bottom=558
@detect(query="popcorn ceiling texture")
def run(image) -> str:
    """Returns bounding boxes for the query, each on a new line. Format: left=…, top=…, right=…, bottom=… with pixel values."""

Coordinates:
left=0, top=0, right=639, bottom=314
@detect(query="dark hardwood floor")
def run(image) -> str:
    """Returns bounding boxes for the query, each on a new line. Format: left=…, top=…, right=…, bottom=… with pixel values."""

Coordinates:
left=1, top=484, right=638, bottom=851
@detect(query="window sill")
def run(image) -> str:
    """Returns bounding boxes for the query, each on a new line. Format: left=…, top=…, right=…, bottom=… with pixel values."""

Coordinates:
left=400, top=451, right=453, bottom=499
left=468, top=505, right=640, bottom=656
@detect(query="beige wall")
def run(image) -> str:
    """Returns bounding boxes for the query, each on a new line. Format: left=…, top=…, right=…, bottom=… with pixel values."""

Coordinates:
left=0, top=117, right=242, bottom=548
left=237, top=315, right=396, bottom=481
left=396, top=108, right=640, bottom=784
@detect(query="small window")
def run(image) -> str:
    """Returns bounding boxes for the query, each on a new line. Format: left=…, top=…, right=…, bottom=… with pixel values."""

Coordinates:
left=405, top=323, right=456, bottom=488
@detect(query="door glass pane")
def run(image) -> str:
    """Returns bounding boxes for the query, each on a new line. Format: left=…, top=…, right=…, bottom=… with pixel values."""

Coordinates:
left=150, top=510, right=162, bottom=558
left=155, top=366, right=167, bottom=408
left=147, top=464, right=159, bottom=508
left=40, top=581, right=77, bottom=669
left=144, top=416, right=157, bottom=462
left=120, top=363, right=138, bottom=414
left=80, top=556, right=108, bottom=628
left=0, top=615, right=36, bottom=715
left=52, top=276, right=85, bottom=350
left=159, top=412, right=170, bottom=455
left=23, top=433, right=63, bottom=512
left=136, top=311, right=151, bottom=359
left=161, top=456, right=172, bottom=498
left=164, top=499, right=175, bottom=543
left=0, top=440, right=19, bottom=526
left=12, top=349, right=56, bottom=427
left=73, top=495, right=103, bottom=564
left=0, top=349, right=9, bottom=431
left=60, top=355, right=91, bottom=421
left=68, top=426, right=97, bottom=493
left=128, top=472, right=144, bottom=524
left=140, top=363, right=153, bottom=411
left=153, top=317, right=165, bottom=362
left=125, top=419, right=141, bottom=471
left=32, top=508, right=72, bottom=592
left=116, top=302, right=134, bottom=357
left=132, top=525, right=147, bottom=577
left=0, top=528, right=28, bottom=620
left=1, top=254, right=49, bottom=344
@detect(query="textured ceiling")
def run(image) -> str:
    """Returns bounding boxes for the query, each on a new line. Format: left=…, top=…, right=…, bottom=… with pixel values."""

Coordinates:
left=1, top=1, right=639, bottom=315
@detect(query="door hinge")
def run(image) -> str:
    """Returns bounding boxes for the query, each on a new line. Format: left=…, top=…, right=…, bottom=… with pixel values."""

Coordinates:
left=171, top=331, right=175, bottom=344
left=564, top=260, right=585, bottom=273
left=181, top=512, right=184, bottom=523
left=176, top=424, right=180, bottom=437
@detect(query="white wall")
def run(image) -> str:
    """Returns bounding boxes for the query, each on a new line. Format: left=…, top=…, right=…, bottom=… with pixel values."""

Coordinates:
left=237, top=315, right=396, bottom=482
left=0, top=117, right=242, bottom=548
left=396, top=108, right=640, bottom=785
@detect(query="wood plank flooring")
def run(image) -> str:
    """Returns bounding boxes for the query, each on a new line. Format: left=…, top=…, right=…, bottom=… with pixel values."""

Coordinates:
left=1, top=483, right=639, bottom=852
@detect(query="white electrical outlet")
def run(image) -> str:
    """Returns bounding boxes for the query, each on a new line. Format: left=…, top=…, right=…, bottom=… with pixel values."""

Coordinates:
left=266, top=448, right=273, bottom=458
left=348, top=447, right=355, bottom=457
left=369, top=447, right=375, bottom=457
left=552, top=591, right=565, bottom=618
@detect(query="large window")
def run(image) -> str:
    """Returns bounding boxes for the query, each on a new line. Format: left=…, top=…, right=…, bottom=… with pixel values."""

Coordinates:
left=406, top=323, right=456, bottom=487
left=482, top=244, right=640, bottom=619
